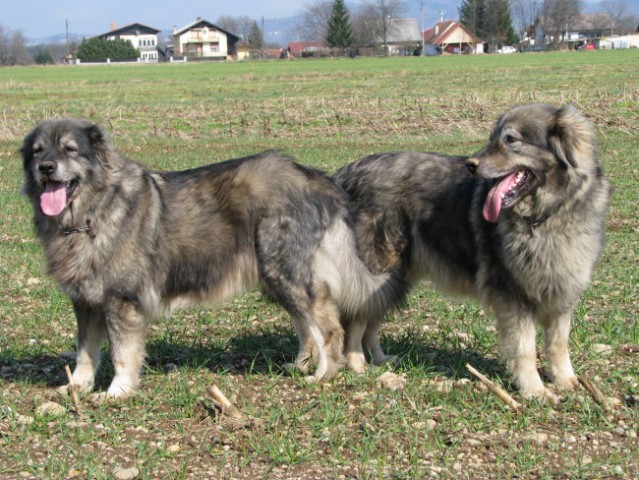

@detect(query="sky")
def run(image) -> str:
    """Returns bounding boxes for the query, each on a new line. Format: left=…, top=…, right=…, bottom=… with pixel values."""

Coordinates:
left=2, top=0, right=342, bottom=39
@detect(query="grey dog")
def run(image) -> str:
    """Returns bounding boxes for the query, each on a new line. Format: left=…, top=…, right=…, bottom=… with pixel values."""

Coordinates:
left=21, top=118, right=405, bottom=399
left=334, top=104, right=611, bottom=400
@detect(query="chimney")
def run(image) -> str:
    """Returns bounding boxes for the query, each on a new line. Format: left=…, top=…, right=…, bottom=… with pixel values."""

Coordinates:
left=110, top=22, right=117, bottom=31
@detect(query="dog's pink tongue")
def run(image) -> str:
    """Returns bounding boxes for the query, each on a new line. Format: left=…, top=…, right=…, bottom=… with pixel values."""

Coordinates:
left=40, top=182, right=67, bottom=216
left=482, top=173, right=517, bottom=223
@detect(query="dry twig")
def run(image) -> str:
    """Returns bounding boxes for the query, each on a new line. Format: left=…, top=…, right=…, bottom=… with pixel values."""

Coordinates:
left=578, top=377, right=608, bottom=410
left=64, top=365, right=86, bottom=420
left=207, top=384, right=258, bottom=429
left=466, top=364, right=522, bottom=412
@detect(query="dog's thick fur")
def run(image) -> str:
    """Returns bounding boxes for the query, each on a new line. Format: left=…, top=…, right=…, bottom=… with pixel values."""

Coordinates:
left=334, top=104, right=611, bottom=399
left=21, top=118, right=404, bottom=398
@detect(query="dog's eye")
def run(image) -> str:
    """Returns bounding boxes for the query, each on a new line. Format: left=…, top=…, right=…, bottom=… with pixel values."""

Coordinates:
left=32, top=147, right=42, bottom=157
left=65, top=145, right=78, bottom=154
left=504, top=134, right=519, bottom=144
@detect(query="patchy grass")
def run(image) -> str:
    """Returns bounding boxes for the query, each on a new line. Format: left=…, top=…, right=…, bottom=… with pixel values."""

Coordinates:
left=1, top=51, right=638, bottom=479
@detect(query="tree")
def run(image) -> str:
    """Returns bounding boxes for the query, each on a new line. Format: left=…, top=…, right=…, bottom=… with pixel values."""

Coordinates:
left=325, top=0, right=355, bottom=51
left=33, top=49, right=54, bottom=65
left=293, top=0, right=334, bottom=41
left=357, top=0, right=405, bottom=56
left=511, top=0, right=543, bottom=39
left=541, top=0, right=582, bottom=46
left=459, top=0, right=486, bottom=39
left=459, top=0, right=518, bottom=50
left=217, top=15, right=254, bottom=41
left=248, top=21, right=264, bottom=49
left=601, top=0, right=639, bottom=34
left=0, top=25, right=30, bottom=66
left=77, top=37, right=140, bottom=61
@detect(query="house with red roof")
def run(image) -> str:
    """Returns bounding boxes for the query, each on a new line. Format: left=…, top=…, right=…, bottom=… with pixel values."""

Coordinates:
left=422, top=21, right=484, bottom=55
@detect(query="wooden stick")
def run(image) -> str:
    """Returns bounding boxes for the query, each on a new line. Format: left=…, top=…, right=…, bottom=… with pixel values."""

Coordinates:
left=466, top=363, right=522, bottom=412
left=578, top=377, right=608, bottom=409
left=207, top=384, right=253, bottom=427
left=64, top=365, right=85, bottom=419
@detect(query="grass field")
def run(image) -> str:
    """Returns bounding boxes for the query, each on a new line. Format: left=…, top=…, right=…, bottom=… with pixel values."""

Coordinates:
left=0, top=51, right=638, bottom=479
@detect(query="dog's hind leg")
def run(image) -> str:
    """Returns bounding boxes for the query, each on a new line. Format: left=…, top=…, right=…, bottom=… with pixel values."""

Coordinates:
left=345, top=319, right=368, bottom=373
left=62, top=302, right=107, bottom=395
left=363, top=318, right=396, bottom=366
left=541, top=310, right=578, bottom=391
left=288, top=319, right=317, bottom=373
left=305, top=284, right=344, bottom=382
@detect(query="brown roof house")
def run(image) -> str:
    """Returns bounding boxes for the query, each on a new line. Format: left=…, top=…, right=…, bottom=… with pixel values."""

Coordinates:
left=171, top=18, right=240, bottom=60
left=422, top=21, right=484, bottom=55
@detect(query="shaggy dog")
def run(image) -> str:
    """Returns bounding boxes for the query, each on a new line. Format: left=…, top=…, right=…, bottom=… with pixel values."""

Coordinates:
left=333, top=104, right=611, bottom=400
left=21, top=118, right=404, bottom=399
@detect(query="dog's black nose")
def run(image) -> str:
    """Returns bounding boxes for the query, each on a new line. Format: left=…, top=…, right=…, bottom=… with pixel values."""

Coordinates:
left=38, top=161, right=57, bottom=175
left=466, top=157, right=480, bottom=175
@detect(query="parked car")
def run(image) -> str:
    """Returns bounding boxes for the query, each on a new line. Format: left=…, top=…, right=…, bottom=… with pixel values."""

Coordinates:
left=496, top=46, right=517, bottom=54
left=522, top=45, right=544, bottom=52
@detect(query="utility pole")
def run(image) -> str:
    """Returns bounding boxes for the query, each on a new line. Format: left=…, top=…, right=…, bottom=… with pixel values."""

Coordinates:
left=420, top=0, right=425, bottom=56
left=66, top=19, right=70, bottom=57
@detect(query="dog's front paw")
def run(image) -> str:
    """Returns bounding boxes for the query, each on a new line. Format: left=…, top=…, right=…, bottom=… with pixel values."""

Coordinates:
left=551, top=374, right=579, bottom=392
left=520, top=385, right=561, bottom=405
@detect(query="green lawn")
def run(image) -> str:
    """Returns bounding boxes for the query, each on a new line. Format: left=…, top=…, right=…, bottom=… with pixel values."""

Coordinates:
left=0, top=50, right=638, bottom=479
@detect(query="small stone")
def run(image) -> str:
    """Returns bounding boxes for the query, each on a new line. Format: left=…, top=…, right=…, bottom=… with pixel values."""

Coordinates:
left=526, top=432, right=549, bottom=445
left=114, top=467, right=140, bottom=480
left=592, top=344, right=613, bottom=356
left=16, top=414, right=35, bottom=425
left=376, top=372, right=406, bottom=391
left=36, top=401, right=66, bottom=417
left=166, top=443, right=181, bottom=454
left=26, top=277, right=41, bottom=286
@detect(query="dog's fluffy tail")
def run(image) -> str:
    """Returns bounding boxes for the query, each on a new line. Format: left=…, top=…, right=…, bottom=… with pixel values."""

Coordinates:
left=316, top=219, right=408, bottom=322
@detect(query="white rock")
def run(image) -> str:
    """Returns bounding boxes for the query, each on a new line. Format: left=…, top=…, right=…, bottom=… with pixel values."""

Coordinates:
left=114, top=467, right=140, bottom=480
left=376, top=372, right=406, bottom=391
left=36, top=401, right=66, bottom=417
left=592, top=344, right=613, bottom=356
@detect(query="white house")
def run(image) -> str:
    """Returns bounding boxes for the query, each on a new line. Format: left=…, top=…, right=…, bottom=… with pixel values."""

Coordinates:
left=96, top=23, right=161, bottom=61
left=171, top=18, right=239, bottom=60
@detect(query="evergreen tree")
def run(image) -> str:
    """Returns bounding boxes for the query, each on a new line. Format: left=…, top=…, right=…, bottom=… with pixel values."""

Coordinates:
left=248, top=21, right=264, bottom=49
left=325, top=0, right=355, bottom=51
left=77, top=37, right=139, bottom=61
left=459, top=0, right=518, bottom=49
left=459, top=0, right=486, bottom=38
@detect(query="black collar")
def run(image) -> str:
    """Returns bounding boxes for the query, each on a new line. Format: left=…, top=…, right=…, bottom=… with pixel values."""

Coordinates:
left=524, top=213, right=550, bottom=235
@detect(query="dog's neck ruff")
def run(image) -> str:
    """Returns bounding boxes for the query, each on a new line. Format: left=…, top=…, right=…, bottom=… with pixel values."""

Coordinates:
left=61, top=218, right=94, bottom=237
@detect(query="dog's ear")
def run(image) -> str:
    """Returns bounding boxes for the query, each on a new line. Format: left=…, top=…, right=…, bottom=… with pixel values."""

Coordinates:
left=548, top=105, right=594, bottom=169
left=84, top=123, right=107, bottom=149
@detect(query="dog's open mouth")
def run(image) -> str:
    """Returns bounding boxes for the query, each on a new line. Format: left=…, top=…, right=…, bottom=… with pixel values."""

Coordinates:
left=40, top=179, right=79, bottom=217
left=483, top=168, right=535, bottom=223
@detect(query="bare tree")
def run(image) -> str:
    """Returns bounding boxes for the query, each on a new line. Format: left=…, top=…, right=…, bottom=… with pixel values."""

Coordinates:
left=217, top=15, right=255, bottom=41
left=510, top=0, right=543, bottom=38
left=601, top=0, right=639, bottom=34
left=291, top=0, right=333, bottom=41
left=541, top=0, right=582, bottom=46
left=0, top=25, right=30, bottom=65
left=355, top=0, right=405, bottom=55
